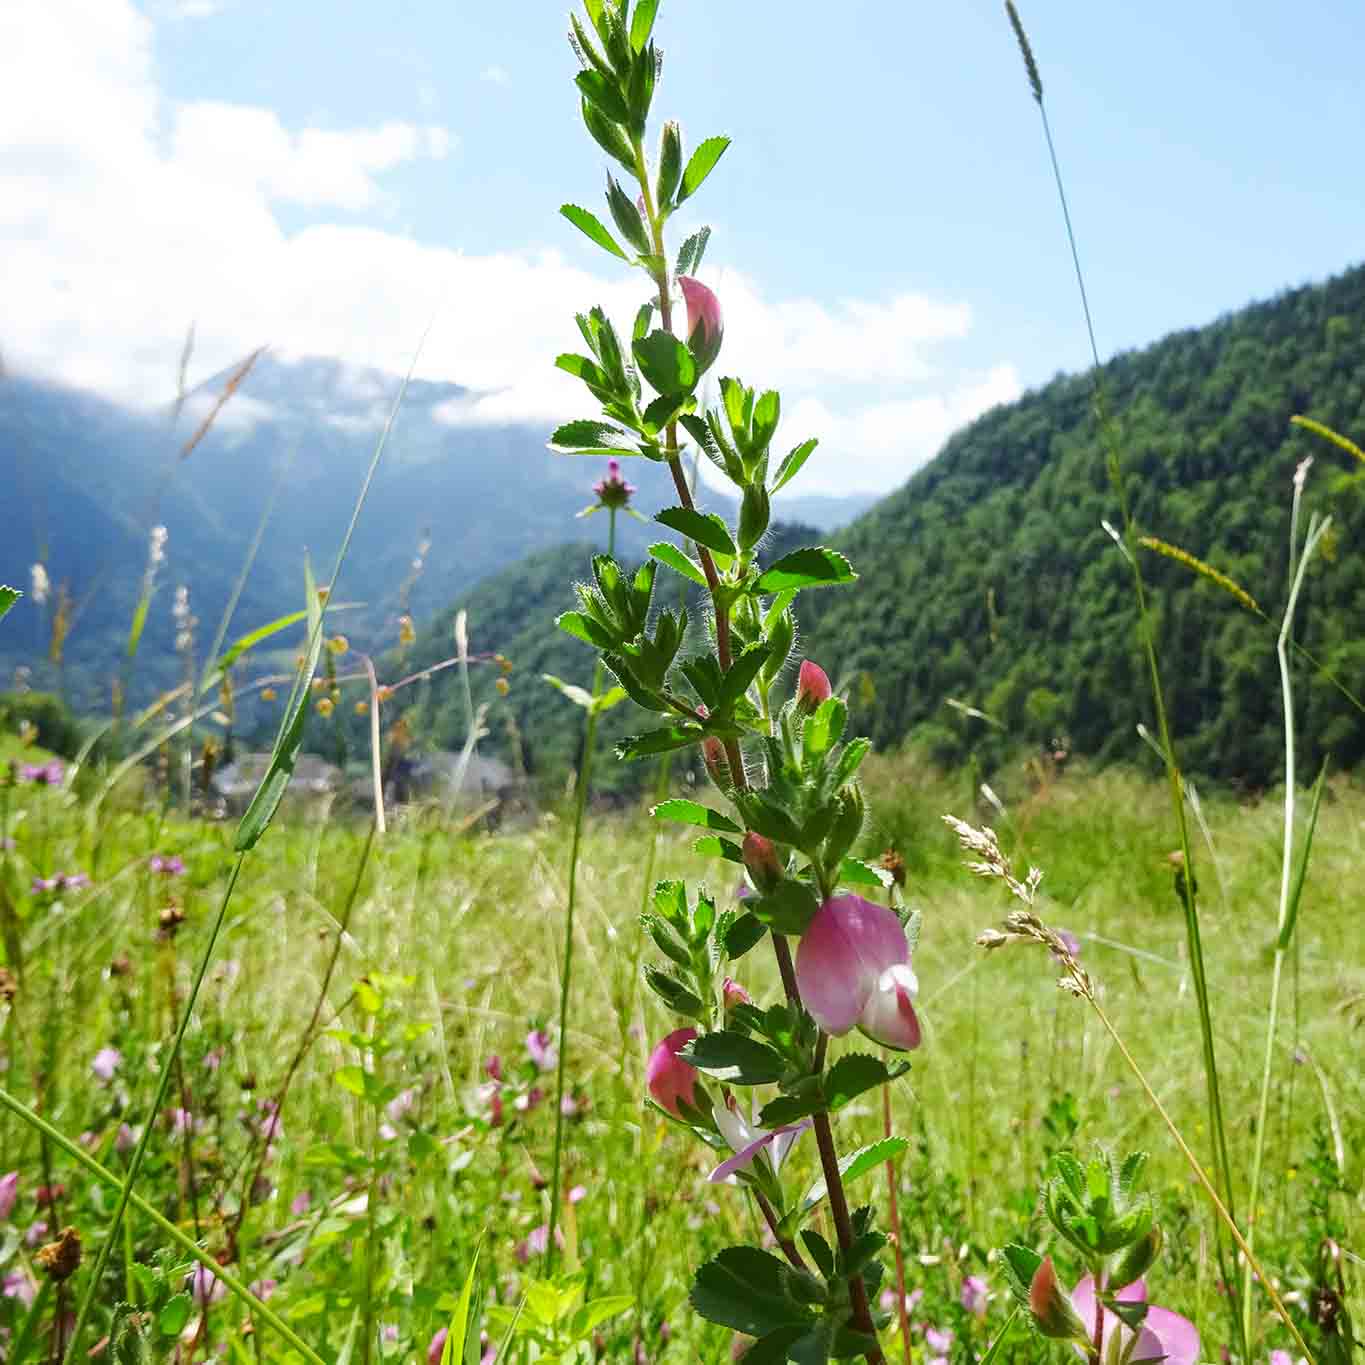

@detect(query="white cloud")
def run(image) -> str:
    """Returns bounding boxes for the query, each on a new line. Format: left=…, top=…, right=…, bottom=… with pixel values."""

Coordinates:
left=0, top=0, right=1017, bottom=496
left=480, top=65, right=510, bottom=86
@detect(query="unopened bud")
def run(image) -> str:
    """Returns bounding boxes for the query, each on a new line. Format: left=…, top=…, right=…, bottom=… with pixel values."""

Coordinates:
left=1111, top=1224, right=1163, bottom=1288
left=738, top=483, right=770, bottom=552
left=796, top=660, right=832, bottom=714
left=1028, top=1257, right=1087, bottom=1342
left=741, top=833, right=782, bottom=894
left=722, top=977, right=752, bottom=1011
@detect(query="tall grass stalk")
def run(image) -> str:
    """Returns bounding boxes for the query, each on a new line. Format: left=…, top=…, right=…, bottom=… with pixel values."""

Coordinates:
left=1003, top=3, right=1242, bottom=1345
left=58, top=337, right=426, bottom=1361
left=545, top=507, right=617, bottom=1274
left=1241, top=491, right=1332, bottom=1342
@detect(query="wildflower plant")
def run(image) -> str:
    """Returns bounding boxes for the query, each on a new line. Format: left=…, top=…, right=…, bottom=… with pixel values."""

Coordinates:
left=548, top=3, right=910, bottom=1357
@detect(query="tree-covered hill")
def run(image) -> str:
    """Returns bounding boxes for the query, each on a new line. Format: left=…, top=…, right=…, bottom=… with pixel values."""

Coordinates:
left=800, top=262, right=1365, bottom=787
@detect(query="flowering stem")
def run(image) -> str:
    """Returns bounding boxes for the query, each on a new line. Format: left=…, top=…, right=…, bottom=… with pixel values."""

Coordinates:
left=546, top=507, right=617, bottom=1275
left=754, top=1187, right=810, bottom=1274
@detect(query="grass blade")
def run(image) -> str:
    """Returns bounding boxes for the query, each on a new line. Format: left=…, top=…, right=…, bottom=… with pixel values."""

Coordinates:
left=441, top=1241, right=483, bottom=1364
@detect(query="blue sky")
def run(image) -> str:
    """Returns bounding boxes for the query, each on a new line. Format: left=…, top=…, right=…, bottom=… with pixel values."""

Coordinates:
left=5, top=0, right=1363, bottom=494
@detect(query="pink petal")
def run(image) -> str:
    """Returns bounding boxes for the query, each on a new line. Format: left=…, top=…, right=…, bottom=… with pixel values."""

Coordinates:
left=708, top=1121, right=810, bottom=1183
left=1143, top=1307, right=1199, bottom=1365
left=646, top=1028, right=698, bottom=1118
left=858, top=963, right=922, bottom=1050
left=795, top=896, right=907, bottom=1036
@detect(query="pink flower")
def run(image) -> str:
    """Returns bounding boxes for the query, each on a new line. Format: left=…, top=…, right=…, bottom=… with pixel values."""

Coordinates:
left=250, top=1278, right=277, bottom=1301
left=593, top=458, right=636, bottom=510
left=526, top=1029, right=556, bottom=1071
left=189, top=1263, right=226, bottom=1306
left=708, top=1100, right=810, bottom=1184
left=427, top=1328, right=447, bottom=1364
left=795, top=660, right=832, bottom=713
left=150, top=854, right=186, bottom=876
left=1068, top=1275, right=1199, bottom=1365
left=24, top=1220, right=48, bottom=1248
left=115, top=1123, right=135, bottom=1154
left=3, top=1270, right=34, bottom=1307
left=678, top=276, right=723, bottom=372
left=1052, top=929, right=1081, bottom=960
left=386, top=1088, right=418, bottom=1125
left=568, top=1184, right=587, bottom=1205
left=484, top=1054, right=502, bottom=1082
left=925, top=1325, right=953, bottom=1353
left=91, top=1047, right=121, bottom=1082
left=291, top=1191, right=311, bottom=1216
left=645, top=1028, right=698, bottom=1118
left=0, top=1171, right=17, bottom=1219
left=795, top=895, right=921, bottom=1050
left=961, top=1274, right=988, bottom=1317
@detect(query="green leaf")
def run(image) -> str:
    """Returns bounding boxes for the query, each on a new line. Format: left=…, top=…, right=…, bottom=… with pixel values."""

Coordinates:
left=234, top=558, right=325, bottom=852
left=675, top=226, right=712, bottom=277
left=742, top=1327, right=818, bottom=1364
left=749, top=881, right=820, bottom=935
left=543, top=674, right=596, bottom=710
left=999, top=1243, right=1044, bottom=1306
left=803, top=697, right=847, bottom=758
left=719, top=642, right=772, bottom=709
left=158, top=1293, right=194, bottom=1337
left=205, top=607, right=309, bottom=683
left=559, top=203, right=629, bottom=260
left=656, top=119, right=682, bottom=208
left=1280, top=757, right=1329, bottom=950
left=689, top=1246, right=815, bottom=1336
left=556, top=611, right=617, bottom=650
left=574, top=69, right=631, bottom=125
left=677, top=135, right=731, bottom=205
left=579, top=95, right=635, bottom=171
left=824, top=1053, right=908, bottom=1111
left=723, top=912, right=767, bottom=959
left=801, top=1138, right=909, bottom=1218
left=839, top=858, right=894, bottom=889
left=680, top=1032, right=786, bottom=1085
left=649, top=541, right=708, bottom=587
left=634, top=329, right=698, bottom=396
left=694, top=834, right=744, bottom=864
left=655, top=506, right=735, bottom=556
left=616, top=724, right=703, bottom=760
left=594, top=685, right=628, bottom=714
left=570, top=1295, right=634, bottom=1339
left=548, top=418, right=637, bottom=455
left=651, top=798, right=742, bottom=833
left=754, top=547, right=856, bottom=593
left=629, top=0, right=659, bottom=50
left=0, top=586, right=19, bottom=623
left=440, top=1242, right=483, bottom=1365
left=772, top=438, right=819, bottom=493
left=606, top=174, right=651, bottom=254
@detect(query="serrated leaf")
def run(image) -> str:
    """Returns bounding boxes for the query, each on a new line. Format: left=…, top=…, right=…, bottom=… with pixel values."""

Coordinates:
left=0, top=586, right=19, bottom=623
left=723, top=912, right=767, bottom=959
left=606, top=174, right=651, bottom=254
left=649, top=541, right=708, bottom=587
left=573, top=70, right=631, bottom=126
left=754, top=547, right=856, bottom=593
left=824, top=1053, right=907, bottom=1111
left=690, top=1246, right=815, bottom=1336
left=1000, top=1243, right=1044, bottom=1307
left=158, top=1293, right=194, bottom=1337
left=694, top=834, right=744, bottom=864
left=634, top=329, right=698, bottom=397
left=616, top=724, right=703, bottom=760
left=749, top=881, right=820, bottom=935
left=680, top=1032, right=785, bottom=1085
left=677, top=135, right=731, bottom=205
left=652, top=798, right=743, bottom=833
left=560, top=203, right=629, bottom=260
left=719, top=642, right=772, bottom=708
left=655, top=506, right=735, bottom=555
left=556, top=611, right=617, bottom=650
left=675, top=225, right=711, bottom=277
left=839, top=858, right=893, bottom=888
left=772, top=437, right=818, bottom=493
left=801, top=1138, right=908, bottom=1218
left=548, top=418, right=637, bottom=455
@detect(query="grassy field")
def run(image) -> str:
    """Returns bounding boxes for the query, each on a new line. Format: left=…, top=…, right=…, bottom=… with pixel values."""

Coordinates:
left=0, top=740, right=1359, bottom=1363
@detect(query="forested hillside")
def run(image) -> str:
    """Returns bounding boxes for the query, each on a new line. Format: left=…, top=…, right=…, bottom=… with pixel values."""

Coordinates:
left=801, top=262, right=1365, bottom=786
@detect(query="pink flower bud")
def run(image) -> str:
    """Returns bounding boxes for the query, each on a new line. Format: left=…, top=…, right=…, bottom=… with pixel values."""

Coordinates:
left=427, top=1328, right=448, bottom=1365
left=721, top=978, right=751, bottom=1011
left=678, top=276, right=723, bottom=373
left=1028, top=1256, right=1086, bottom=1341
left=794, top=896, right=921, bottom=1050
left=0, top=1172, right=17, bottom=1220
left=645, top=1027, right=698, bottom=1118
left=796, top=660, right=832, bottom=713
left=741, top=833, right=782, bottom=894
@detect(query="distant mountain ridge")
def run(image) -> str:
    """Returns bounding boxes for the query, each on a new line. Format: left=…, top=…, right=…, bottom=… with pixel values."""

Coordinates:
left=0, top=354, right=873, bottom=710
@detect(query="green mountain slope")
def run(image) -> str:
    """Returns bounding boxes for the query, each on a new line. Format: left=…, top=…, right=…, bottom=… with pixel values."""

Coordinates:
left=801, top=262, right=1365, bottom=786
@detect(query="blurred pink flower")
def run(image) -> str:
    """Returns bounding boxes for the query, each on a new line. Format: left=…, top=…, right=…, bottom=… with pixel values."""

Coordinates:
left=645, top=1028, right=698, bottom=1118
left=484, top=1054, right=502, bottom=1082
left=568, top=1184, right=587, bottom=1204
left=795, top=895, right=921, bottom=1050
left=2, top=1270, right=34, bottom=1307
left=91, top=1047, right=121, bottom=1082
left=593, top=458, right=636, bottom=511
left=721, top=977, right=752, bottom=1011
left=189, top=1264, right=226, bottom=1307
left=0, top=1171, right=17, bottom=1219
left=427, top=1327, right=447, bottom=1364
left=291, top=1191, right=311, bottom=1216
left=526, top=1029, right=556, bottom=1071
left=961, top=1274, right=988, bottom=1317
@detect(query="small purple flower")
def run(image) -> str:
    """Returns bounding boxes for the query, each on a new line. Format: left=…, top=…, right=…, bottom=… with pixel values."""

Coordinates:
left=31, top=876, right=58, bottom=894
left=250, top=1278, right=277, bottom=1301
left=189, top=1263, right=226, bottom=1307
left=20, top=762, right=63, bottom=786
left=2, top=1270, right=34, bottom=1307
left=385, top=1087, right=418, bottom=1125
left=1051, top=929, right=1081, bottom=960
left=91, top=1047, right=121, bottom=1082
left=427, top=1328, right=448, bottom=1365
left=0, top=1171, right=17, bottom=1219
left=526, top=1029, right=556, bottom=1071
left=924, top=1325, right=954, bottom=1354
left=484, top=1054, right=502, bottom=1082
left=150, top=854, right=186, bottom=877
left=568, top=1184, right=587, bottom=1205
left=961, top=1274, right=988, bottom=1318
left=291, top=1190, right=311, bottom=1216
left=169, top=1107, right=194, bottom=1137
left=592, top=458, right=636, bottom=511
left=24, top=1220, right=48, bottom=1248
left=115, top=1123, right=135, bottom=1154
